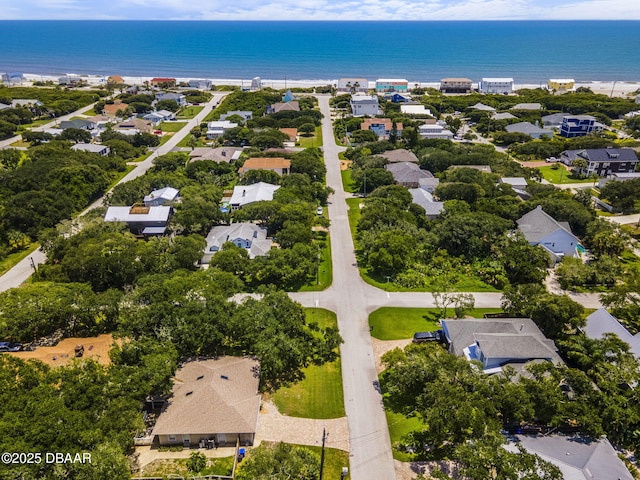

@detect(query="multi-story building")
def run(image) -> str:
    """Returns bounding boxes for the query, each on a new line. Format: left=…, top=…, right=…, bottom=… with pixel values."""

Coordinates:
left=559, top=115, right=596, bottom=138
left=375, top=78, right=409, bottom=93
left=478, top=77, right=514, bottom=94
left=440, top=78, right=473, bottom=93
left=350, top=94, right=381, bottom=116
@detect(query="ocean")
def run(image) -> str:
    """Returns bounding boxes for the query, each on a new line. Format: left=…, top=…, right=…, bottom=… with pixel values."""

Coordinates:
left=1, top=20, right=640, bottom=83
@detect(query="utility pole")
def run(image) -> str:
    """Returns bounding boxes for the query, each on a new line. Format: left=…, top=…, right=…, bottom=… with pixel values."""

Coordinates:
left=319, top=428, right=327, bottom=480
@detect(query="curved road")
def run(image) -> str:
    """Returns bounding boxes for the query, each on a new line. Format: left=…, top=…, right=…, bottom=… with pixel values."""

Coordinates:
left=0, top=93, right=227, bottom=291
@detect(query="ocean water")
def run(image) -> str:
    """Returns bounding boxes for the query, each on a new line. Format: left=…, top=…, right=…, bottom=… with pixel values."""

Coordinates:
left=1, top=21, right=640, bottom=83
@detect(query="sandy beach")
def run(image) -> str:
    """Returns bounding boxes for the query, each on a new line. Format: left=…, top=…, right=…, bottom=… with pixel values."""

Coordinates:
left=17, top=73, right=639, bottom=98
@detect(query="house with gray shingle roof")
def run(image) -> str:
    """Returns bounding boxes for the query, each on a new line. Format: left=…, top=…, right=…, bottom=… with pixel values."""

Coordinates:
left=584, top=308, right=640, bottom=358
left=441, top=317, right=563, bottom=375
left=491, top=112, right=517, bottom=121
left=560, top=148, right=639, bottom=177
left=152, top=357, right=261, bottom=447
left=229, top=182, right=280, bottom=210
left=509, top=434, right=633, bottom=480
left=505, top=121, right=554, bottom=139
left=385, top=162, right=434, bottom=188
left=202, top=222, right=272, bottom=262
left=408, top=188, right=444, bottom=220
left=378, top=149, right=419, bottom=164
left=517, top=206, right=579, bottom=261
left=60, top=118, right=97, bottom=130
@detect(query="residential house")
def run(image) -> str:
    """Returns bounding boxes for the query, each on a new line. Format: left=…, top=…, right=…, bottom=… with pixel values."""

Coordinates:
left=509, top=434, right=632, bottom=480
left=598, top=171, right=640, bottom=188
left=155, top=92, right=187, bottom=107
left=517, top=205, right=579, bottom=261
left=143, top=187, right=180, bottom=207
left=206, top=120, right=238, bottom=139
left=378, top=149, right=419, bottom=164
left=151, top=357, right=261, bottom=448
left=441, top=317, right=563, bottom=375
left=250, top=77, right=262, bottom=90
left=188, top=79, right=212, bottom=89
left=189, top=147, right=243, bottom=163
left=267, top=101, right=300, bottom=114
left=60, top=118, right=97, bottom=130
left=58, top=75, right=83, bottom=86
left=449, top=164, right=492, bottom=173
left=418, top=176, right=440, bottom=193
left=375, top=78, right=409, bottom=93
left=505, top=121, right=554, bottom=139
left=510, top=103, right=542, bottom=110
left=143, top=109, right=176, bottom=125
left=387, top=92, right=411, bottom=103
left=1, top=72, right=24, bottom=84
left=279, top=128, right=298, bottom=143
left=418, top=123, right=454, bottom=139
left=104, top=205, right=172, bottom=235
left=150, top=77, right=177, bottom=88
left=385, top=162, right=434, bottom=188
left=220, top=111, right=253, bottom=122
left=350, top=94, right=381, bottom=116
left=107, top=75, right=125, bottom=85
left=71, top=143, right=110, bottom=156
left=0, top=103, right=10, bottom=111
left=116, top=118, right=154, bottom=133
left=479, top=78, right=514, bottom=94
left=409, top=187, right=444, bottom=220
left=228, top=182, right=280, bottom=210
left=547, top=78, right=575, bottom=93
left=400, top=104, right=432, bottom=116
left=103, top=100, right=129, bottom=118
left=470, top=102, right=496, bottom=112
left=584, top=308, right=640, bottom=358
left=492, top=112, right=517, bottom=121
left=202, top=222, right=272, bottom=262
left=239, top=157, right=291, bottom=176
left=559, top=115, right=597, bottom=138
left=282, top=90, right=295, bottom=102
left=338, top=78, right=368, bottom=93
left=560, top=148, right=639, bottom=176
left=360, top=118, right=403, bottom=139
left=440, top=78, right=473, bottom=94
left=500, top=177, right=528, bottom=189
left=541, top=112, right=568, bottom=129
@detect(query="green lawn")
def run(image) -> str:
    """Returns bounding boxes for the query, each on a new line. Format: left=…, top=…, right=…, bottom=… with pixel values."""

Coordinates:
left=0, top=242, right=39, bottom=277
left=298, top=126, right=323, bottom=148
left=177, top=105, right=204, bottom=119
left=158, top=121, right=188, bottom=132
left=299, top=231, right=332, bottom=291
left=271, top=309, right=344, bottom=419
left=538, top=165, right=593, bottom=184
left=346, top=197, right=361, bottom=239
left=369, top=307, right=504, bottom=340
left=341, top=168, right=357, bottom=193
left=386, top=410, right=425, bottom=461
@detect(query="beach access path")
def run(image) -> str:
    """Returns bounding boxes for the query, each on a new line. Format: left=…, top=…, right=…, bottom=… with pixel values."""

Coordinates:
left=0, top=93, right=227, bottom=291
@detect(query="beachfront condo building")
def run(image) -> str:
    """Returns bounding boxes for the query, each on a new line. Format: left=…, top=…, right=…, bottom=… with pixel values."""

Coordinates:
left=440, top=78, right=473, bottom=94
left=375, top=79, right=409, bottom=93
left=479, top=78, right=514, bottom=94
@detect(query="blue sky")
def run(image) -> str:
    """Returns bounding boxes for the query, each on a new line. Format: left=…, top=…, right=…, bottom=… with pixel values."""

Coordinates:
left=1, top=0, right=639, bottom=20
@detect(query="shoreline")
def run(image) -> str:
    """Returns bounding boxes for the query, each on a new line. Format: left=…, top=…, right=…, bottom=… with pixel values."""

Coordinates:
left=13, top=73, right=640, bottom=97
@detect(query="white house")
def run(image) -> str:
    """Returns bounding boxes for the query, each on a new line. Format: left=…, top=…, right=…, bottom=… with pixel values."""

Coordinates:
left=400, top=104, right=432, bottom=116
left=71, top=143, right=110, bottom=156
left=104, top=205, right=172, bottom=235
left=418, top=123, right=454, bottom=139
left=229, top=182, right=280, bottom=210
left=143, top=109, right=176, bottom=124
left=206, top=120, right=238, bottom=139
left=143, top=187, right=180, bottom=206
left=202, top=222, right=272, bottom=262
left=350, top=94, right=381, bottom=116
left=220, top=111, right=253, bottom=122
left=155, top=92, right=187, bottom=106
left=516, top=206, right=580, bottom=261
left=479, top=78, right=514, bottom=94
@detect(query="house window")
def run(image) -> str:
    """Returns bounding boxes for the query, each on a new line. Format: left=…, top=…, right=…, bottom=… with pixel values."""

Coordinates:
left=168, top=435, right=176, bottom=442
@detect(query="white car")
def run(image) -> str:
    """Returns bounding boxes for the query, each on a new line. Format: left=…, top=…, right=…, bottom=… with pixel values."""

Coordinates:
left=316, top=206, right=323, bottom=215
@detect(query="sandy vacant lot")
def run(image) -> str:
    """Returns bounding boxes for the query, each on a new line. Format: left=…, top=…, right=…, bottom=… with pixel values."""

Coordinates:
left=7, top=334, right=117, bottom=366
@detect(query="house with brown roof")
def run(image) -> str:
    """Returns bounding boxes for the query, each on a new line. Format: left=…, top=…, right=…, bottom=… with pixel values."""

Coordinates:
left=150, top=77, right=177, bottom=88
left=107, top=75, right=124, bottom=85
left=239, top=157, right=291, bottom=175
left=279, top=128, right=298, bottom=142
left=152, top=357, right=261, bottom=447
left=267, top=101, right=300, bottom=114
left=103, top=100, right=129, bottom=118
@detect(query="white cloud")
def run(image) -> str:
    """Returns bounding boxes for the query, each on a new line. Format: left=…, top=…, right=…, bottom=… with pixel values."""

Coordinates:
left=1, top=0, right=640, bottom=19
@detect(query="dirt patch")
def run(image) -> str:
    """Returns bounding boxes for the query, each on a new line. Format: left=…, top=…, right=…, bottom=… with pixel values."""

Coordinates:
left=340, top=160, right=351, bottom=170
left=371, top=338, right=412, bottom=374
left=395, top=459, right=460, bottom=480
left=8, top=334, right=118, bottom=367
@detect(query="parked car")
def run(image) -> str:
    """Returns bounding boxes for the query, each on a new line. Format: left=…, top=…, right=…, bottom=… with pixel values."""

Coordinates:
left=412, top=331, right=443, bottom=343
left=316, top=206, right=323, bottom=215
left=545, top=156, right=558, bottom=162
left=0, top=341, right=23, bottom=352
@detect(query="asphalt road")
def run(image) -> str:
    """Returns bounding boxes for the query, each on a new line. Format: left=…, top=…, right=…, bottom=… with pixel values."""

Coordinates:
left=0, top=93, right=227, bottom=291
